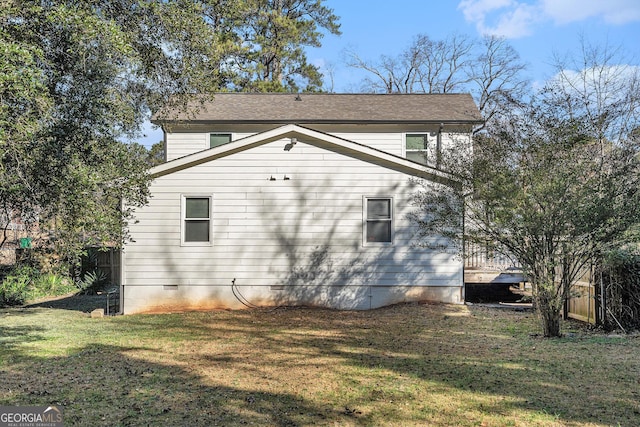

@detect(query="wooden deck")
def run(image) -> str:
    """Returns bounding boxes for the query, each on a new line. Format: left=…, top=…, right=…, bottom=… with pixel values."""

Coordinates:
left=464, top=268, right=525, bottom=284
left=464, top=268, right=528, bottom=303
left=464, top=240, right=523, bottom=285
left=463, top=242, right=597, bottom=325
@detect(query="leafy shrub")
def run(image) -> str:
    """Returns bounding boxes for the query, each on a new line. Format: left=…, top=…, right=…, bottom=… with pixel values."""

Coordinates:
left=76, top=269, right=108, bottom=294
left=0, top=266, right=76, bottom=306
left=597, top=250, right=640, bottom=331
left=31, top=273, right=76, bottom=300
left=0, top=266, right=36, bottom=306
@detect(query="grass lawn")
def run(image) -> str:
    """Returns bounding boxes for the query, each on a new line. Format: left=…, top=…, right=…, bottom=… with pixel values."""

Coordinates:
left=1, top=300, right=639, bottom=426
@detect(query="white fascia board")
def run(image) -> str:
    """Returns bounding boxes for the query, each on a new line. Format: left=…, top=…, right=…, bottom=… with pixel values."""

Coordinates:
left=150, top=124, right=459, bottom=186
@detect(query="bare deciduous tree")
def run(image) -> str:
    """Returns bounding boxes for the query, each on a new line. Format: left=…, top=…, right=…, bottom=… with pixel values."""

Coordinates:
left=547, top=36, right=640, bottom=142
left=469, top=35, right=529, bottom=133
left=345, top=32, right=528, bottom=132
left=413, top=33, right=475, bottom=93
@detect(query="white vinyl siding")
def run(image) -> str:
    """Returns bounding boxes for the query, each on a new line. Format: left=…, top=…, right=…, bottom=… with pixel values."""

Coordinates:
left=165, top=133, right=239, bottom=161
left=167, top=131, right=405, bottom=160
left=166, top=133, right=208, bottom=161
left=124, top=136, right=463, bottom=313
left=331, top=132, right=403, bottom=156
left=164, top=128, right=471, bottom=163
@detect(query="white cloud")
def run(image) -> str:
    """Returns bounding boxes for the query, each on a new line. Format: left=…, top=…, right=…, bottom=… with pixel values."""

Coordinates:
left=458, top=0, right=640, bottom=38
left=484, top=3, right=542, bottom=38
left=549, top=64, right=640, bottom=95
left=458, top=0, right=543, bottom=38
left=541, top=0, right=640, bottom=25
left=457, top=0, right=514, bottom=23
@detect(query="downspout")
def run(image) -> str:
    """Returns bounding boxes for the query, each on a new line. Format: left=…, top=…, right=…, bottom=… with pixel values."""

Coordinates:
left=119, top=251, right=125, bottom=315
left=162, top=124, right=168, bottom=163
left=588, top=262, right=593, bottom=325
left=119, top=197, right=125, bottom=315
left=461, top=190, right=471, bottom=303
left=436, top=123, right=443, bottom=169
left=460, top=188, right=475, bottom=304
left=599, top=267, right=606, bottom=328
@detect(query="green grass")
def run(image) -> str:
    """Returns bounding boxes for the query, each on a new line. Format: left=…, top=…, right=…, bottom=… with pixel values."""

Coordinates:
left=1, top=302, right=639, bottom=426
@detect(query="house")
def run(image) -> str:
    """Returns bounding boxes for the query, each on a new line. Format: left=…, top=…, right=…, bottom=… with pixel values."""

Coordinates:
left=121, top=93, right=482, bottom=314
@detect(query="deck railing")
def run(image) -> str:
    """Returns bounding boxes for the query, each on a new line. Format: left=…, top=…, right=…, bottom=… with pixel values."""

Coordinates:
left=464, top=241, right=520, bottom=270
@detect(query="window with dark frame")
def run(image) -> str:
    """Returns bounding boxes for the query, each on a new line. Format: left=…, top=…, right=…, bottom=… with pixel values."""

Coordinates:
left=210, top=133, right=232, bottom=148
left=365, top=197, right=393, bottom=244
left=184, top=197, right=210, bottom=243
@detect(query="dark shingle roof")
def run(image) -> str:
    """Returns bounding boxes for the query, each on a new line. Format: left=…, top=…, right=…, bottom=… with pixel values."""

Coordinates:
left=152, top=93, right=483, bottom=125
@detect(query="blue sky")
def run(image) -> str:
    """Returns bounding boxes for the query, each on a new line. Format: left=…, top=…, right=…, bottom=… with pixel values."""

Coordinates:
left=311, top=0, right=640, bottom=90
left=138, top=0, right=640, bottom=147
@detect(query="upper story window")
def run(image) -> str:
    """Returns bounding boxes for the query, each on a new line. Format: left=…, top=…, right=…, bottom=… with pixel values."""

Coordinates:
left=405, top=133, right=429, bottom=165
left=182, top=196, right=212, bottom=245
left=364, top=197, right=393, bottom=246
left=210, top=133, right=232, bottom=149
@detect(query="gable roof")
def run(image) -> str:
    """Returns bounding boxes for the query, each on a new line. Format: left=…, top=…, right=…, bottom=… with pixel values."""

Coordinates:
left=152, top=92, right=482, bottom=125
left=150, top=124, right=459, bottom=187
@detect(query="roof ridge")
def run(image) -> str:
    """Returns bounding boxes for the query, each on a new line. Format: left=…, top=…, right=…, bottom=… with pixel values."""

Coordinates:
left=202, top=92, right=475, bottom=96
left=152, top=92, right=483, bottom=124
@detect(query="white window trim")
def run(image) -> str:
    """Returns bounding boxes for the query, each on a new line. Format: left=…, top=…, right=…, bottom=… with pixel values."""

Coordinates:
left=181, top=194, right=213, bottom=247
left=362, top=196, right=394, bottom=247
left=404, top=132, right=428, bottom=154
left=404, top=132, right=431, bottom=165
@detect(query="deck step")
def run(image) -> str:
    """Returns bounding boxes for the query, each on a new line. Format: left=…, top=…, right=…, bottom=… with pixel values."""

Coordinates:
left=464, top=270, right=525, bottom=284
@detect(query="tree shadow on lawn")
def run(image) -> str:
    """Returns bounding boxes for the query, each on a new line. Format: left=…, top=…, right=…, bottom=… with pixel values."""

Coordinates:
left=2, top=304, right=638, bottom=426
left=24, top=293, right=110, bottom=313
left=0, top=323, right=48, bottom=353
left=0, top=341, right=353, bottom=427
left=146, top=303, right=639, bottom=426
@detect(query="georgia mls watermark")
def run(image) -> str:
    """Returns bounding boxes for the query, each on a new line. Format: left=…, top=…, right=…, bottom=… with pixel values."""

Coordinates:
left=0, top=406, right=63, bottom=427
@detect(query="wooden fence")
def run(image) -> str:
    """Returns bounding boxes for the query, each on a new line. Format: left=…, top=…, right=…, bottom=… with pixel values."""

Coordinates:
left=566, top=281, right=596, bottom=324
left=464, top=241, right=598, bottom=325
left=81, top=247, right=121, bottom=286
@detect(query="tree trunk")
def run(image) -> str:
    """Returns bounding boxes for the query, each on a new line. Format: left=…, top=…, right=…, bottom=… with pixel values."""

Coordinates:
left=541, top=306, right=561, bottom=337
left=533, top=278, right=563, bottom=337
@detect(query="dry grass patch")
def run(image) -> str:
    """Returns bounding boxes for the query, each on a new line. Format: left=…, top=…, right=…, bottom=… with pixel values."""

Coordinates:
left=1, top=302, right=639, bottom=426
